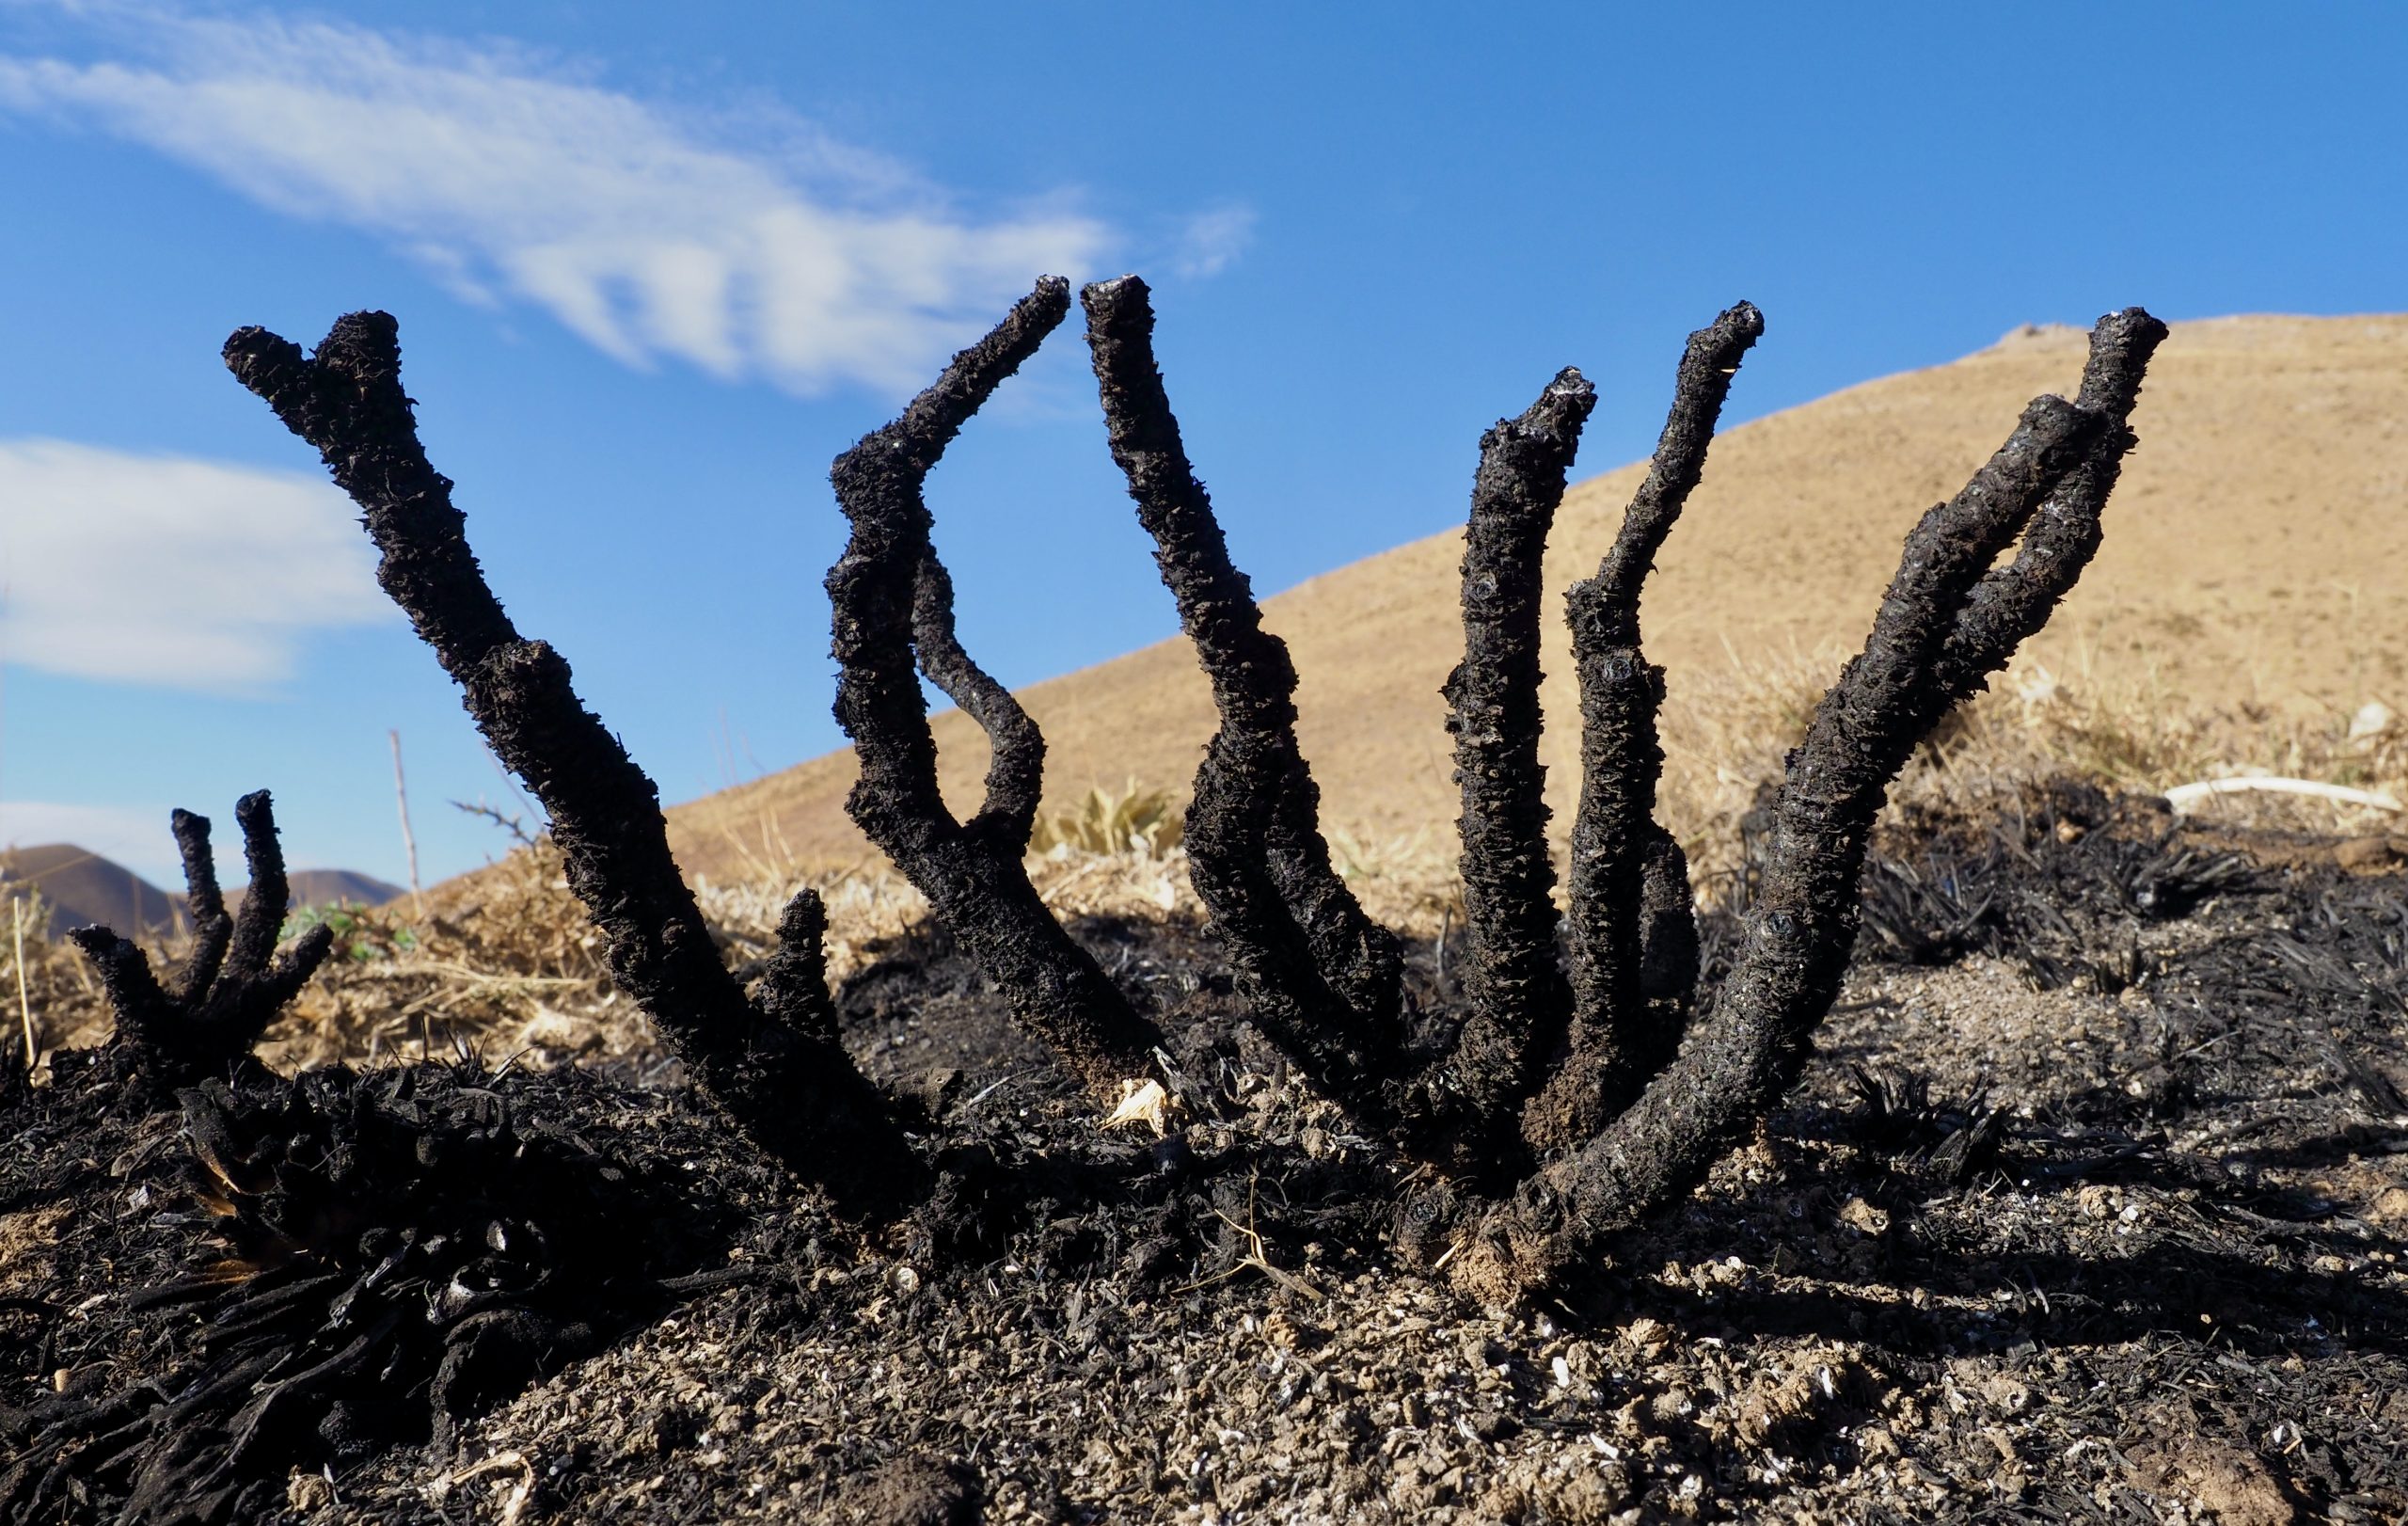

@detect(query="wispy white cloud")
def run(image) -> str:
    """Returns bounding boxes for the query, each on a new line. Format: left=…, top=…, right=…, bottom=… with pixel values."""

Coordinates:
left=0, top=438, right=390, bottom=691
left=0, top=6, right=1115, bottom=393
left=1170, top=204, right=1257, bottom=280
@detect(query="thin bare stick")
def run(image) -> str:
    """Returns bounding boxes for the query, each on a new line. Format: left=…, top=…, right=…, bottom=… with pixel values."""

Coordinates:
left=2163, top=777, right=2402, bottom=814
left=12, top=897, right=32, bottom=1073
left=389, top=729, right=425, bottom=917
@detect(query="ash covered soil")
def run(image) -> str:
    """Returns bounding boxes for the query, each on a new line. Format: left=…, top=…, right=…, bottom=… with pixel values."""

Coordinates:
left=5, top=786, right=2407, bottom=1525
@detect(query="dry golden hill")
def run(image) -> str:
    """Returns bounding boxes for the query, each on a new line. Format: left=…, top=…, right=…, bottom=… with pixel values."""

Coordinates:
left=662, top=312, right=2408, bottom=885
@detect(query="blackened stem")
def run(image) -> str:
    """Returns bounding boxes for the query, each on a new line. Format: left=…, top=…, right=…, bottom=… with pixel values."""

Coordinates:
left=227, top=312, right=926, bottom=1216
left=830, top=278, right=1166, bottom=1099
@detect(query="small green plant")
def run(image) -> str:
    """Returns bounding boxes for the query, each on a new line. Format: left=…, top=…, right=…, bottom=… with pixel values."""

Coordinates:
left=282, top=902, right=420, bottom=963
left=1028, top=779, right=1185, bottom=859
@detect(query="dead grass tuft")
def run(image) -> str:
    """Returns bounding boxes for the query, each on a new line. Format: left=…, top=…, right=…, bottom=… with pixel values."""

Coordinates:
left=14, top=660, right=2398, bottom=1076
left=4, top=888, right=107, bottom=1069
left=1655, top=638, right=2408, bottom=898
left=1028, top=779, right=1184, bottom=859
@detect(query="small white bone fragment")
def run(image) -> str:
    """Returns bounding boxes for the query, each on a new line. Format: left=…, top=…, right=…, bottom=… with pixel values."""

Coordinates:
left=2162, top=777, right=2402, bottom=815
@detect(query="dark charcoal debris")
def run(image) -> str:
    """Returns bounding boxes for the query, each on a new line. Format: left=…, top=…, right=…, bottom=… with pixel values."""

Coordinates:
left=1857, top=779, right=2270, bottom=986
left=5, top=787, right=2405, bottom=1522
left=1, top=1059, right=748, bottom=1525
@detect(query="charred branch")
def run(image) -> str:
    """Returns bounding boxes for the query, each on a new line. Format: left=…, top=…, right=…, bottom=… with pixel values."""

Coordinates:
left=754, top=890, right=841, bottom=1046
left=1083, top=275, right=1408, bottom=1105
left=65, top=793, right=332, bottom=1098
left=829, top=278, right=1165, bottom=1099
left=170, top=807, right=236, bottom=1005
left=224, top=312, right=923, bottom=1216
left=1531, top=303, right=1765, bottom=1153
left=189, top=280, right=2158, bottom=1315
left=1434, top=369, right=1597, bottom=1175
left=911, top=556, right=1044, bottom=855
left=1930, top=308, right=2169, bottom=705
left=1449, top=366, right=2147, bottom=1302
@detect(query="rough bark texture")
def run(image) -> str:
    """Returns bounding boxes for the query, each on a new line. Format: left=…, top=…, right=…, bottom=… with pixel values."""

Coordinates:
left=1448, top=382, right=2135, bottom=1303
left=169, top=808, right=237, bottom=1007
left=1632, top=832, right=1701, bottom=1025
left=198, top=282, right=2157, bottom=1309
left=754, top=890, right=841, bottom=1047
left=1529, top=303, right=1765, bottom=1153
left=911, top=555, right=1044, bottom=856
left=1433, top=370, right=1597, bottom=1180
left=65, top=793, right=333, bottom=1098
left=224, top=312, right=925, bottom=1216
left=1931, top=309, right=2169, bottom=703
left=1083, top=276, right=1407, bottom=1101
left=830, top=278, right=1164, bottom=1099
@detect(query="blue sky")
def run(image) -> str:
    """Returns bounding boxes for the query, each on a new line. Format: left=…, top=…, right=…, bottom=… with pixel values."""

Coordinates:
left=1, top=1, right=2401, bottom=887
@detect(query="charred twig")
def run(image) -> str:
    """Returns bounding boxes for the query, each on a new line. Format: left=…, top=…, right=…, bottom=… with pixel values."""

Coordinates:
left=225, top=312, right=924, bottom=1216
left=829, top=277, right=1165, bottom=1099
left=1434, top=368, right=1597, bottom=1181
left=1084, top=275, right=1408, bottom=1108
left=1531, top=304, right=1764, bottom=1153
left=450, top=798, right=541, bottom=849
left=66, top=794, right=333, bottom=1098
left=910, top=555, right=1045, bottom=855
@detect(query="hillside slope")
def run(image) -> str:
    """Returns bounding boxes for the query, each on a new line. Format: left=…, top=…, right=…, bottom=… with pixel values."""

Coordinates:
left=0, top=847, right=410, bottom=937
left=0, top=845, right=179, bottom=938
left=666, top=312, right=2408, bottom=882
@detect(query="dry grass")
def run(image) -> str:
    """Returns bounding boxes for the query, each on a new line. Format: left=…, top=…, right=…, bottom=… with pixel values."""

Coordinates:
left=1656, top=635, right=2407, bottom=890
left=12, top=664, right=2400, bottom=1080
left=4, top=889, right=104, bottom=1068
left=665, top=312, right=2408, bottom=885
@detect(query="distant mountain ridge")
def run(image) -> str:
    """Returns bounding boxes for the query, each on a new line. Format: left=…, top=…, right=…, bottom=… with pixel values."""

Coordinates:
left=0, top=844, right=404, bottom=940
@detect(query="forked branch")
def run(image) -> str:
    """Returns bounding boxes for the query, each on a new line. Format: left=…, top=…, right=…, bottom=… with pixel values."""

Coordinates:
left=1530, top=301, right=1765, bottom=1152
left=1447, top=359, right=2145, bottom=1302
left=828, top=277, right=1165, bottom=1100
left=1931, top=308, right=2168, bottom=703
